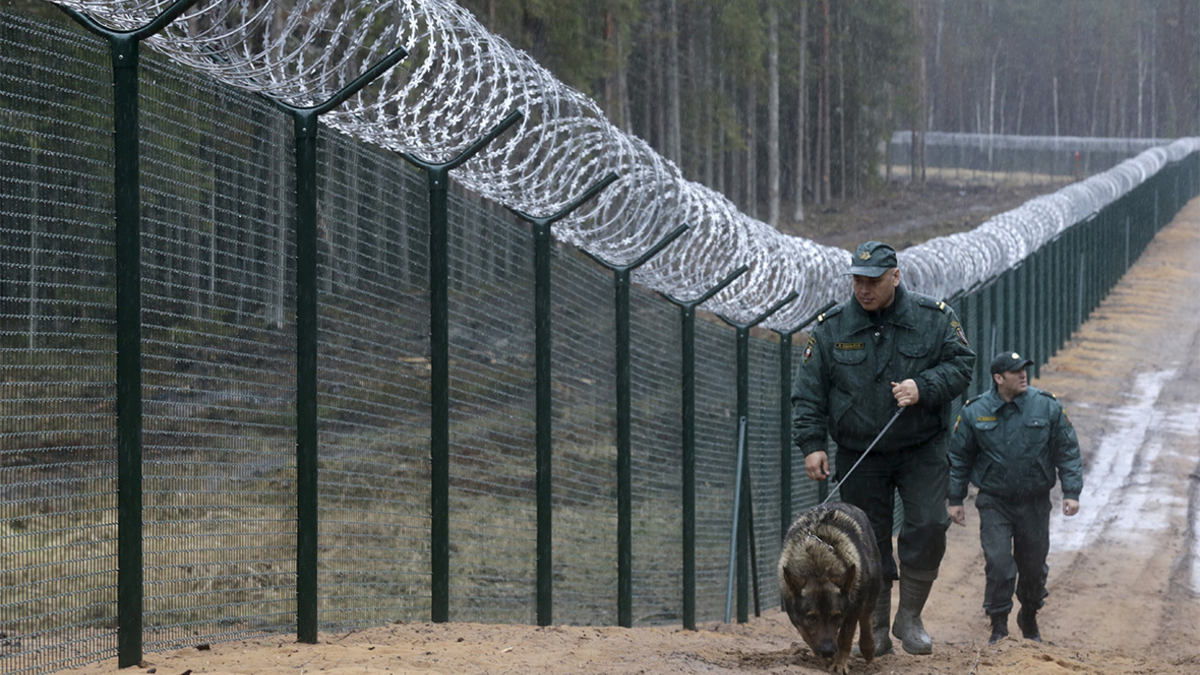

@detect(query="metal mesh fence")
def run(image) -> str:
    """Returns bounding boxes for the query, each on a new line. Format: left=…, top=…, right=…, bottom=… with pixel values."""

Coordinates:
left=315, top=132, right=432, bottom=628
left=444, top=188, right=537, bottom=623
left=549, top=248, right=617, bottom=626
left=691, top=319, right=737, bottom=624
left=888, top=131, right=1174, bottom=184
left=1, top=8, right=1199, bottom=675
left=747, top=337, right=782, bottom=612
left=629, top=290, right=683, bottom=625
left=0, top=12, right=117, bottom=675
left=137, top=52, right=300, bottom=652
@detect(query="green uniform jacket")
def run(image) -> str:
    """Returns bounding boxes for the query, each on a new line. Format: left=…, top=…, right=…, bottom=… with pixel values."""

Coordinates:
left=791, top=285, right=975, bottom=456
left=948, top=385, right=1084, bottom=505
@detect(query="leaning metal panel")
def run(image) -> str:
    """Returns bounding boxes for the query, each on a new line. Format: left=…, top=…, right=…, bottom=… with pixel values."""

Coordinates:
left=691, top=318, right=738, bottom=623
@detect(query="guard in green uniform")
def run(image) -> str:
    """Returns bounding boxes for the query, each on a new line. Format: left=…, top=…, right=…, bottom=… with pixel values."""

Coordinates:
left=792, top=241, right=975, bottom=656
left=948, top=352, right=1083, bottom=645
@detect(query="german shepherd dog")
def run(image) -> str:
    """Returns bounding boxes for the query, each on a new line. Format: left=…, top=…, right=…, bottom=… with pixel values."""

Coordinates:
left=778, top=502, right=883, bottom=674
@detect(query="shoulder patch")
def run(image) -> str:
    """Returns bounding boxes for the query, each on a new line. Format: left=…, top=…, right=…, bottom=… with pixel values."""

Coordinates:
left=950, top=319, right=969, bottom=347
left=1038, top=390, right=1057, bottom=399
left=802, top=335, right=816, bottom=363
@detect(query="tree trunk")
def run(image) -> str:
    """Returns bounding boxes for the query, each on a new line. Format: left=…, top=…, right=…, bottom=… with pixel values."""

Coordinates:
left=913, top=0, right=928, bottom=185
left=746, top=79, right=758, bottom=219
left=837, top=17, right=845, bottom=201
left=1053, top=75, right=1060, bottom=136
left=667, top=0, right=682, bottom=166
left=819, top=0, right=831, bottom=203
left=717, top=69, right=726, bottom=196
left=930, top=0, right=944, bottom=131
left=1136, top=24, right=1146, bottom=136
left=767, top=1, right=780, bottom=225
left=702, top=5, right=714, bottom=187
left=604, top=11, right=615, bottom=124
left=793, top=0, right=807, bottom=221
left=618, top=18, right=630, bottom=134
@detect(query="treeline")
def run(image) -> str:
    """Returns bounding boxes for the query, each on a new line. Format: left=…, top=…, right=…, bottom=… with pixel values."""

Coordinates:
left=462, top=0, right=917, bottom=224
left=6, top=0, right=1198, bottom=227
left=919, top=1, right=1198, bottom=142
left=461, top=0, right=1199, bottom=225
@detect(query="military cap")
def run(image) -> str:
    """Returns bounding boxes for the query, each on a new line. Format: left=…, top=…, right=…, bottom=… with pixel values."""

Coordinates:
left=847, top=241, right=898, bottom=277
left=990, top=351, right=1034, bottom=375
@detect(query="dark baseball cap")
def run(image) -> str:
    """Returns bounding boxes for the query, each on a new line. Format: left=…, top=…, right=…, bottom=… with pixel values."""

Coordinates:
left=990, top=351, right=1033, bottom=375
left=847, top=241, right=898, bottom=277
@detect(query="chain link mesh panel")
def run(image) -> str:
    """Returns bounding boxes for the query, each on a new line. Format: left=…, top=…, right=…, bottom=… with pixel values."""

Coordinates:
left=315, top=132, right=432, bottom=629
left=747, top=337, right=781, bottom=611
left=444, top=188, right=537, bottom=623
left=628, top=290, right=682, bottom=625
left=549, top=249, right=617, bottom=626
left=691, top=318, right=737, bottom=623
left=0, top=13, right=117, bottom=675
left=138, top=54, right=297, bottom=650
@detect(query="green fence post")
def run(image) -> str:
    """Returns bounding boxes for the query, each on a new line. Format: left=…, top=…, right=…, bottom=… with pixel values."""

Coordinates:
left=985, top=279, right=998, bottom=362
left=1019, top=260, right=1031, bottom=367
left=1031, top=248, right=1044, bottom=378
left=509, top=172, right=619, bottom=627
left=402, top=109, right=524, bottom=624
left=717, top=291, right=798, bottom=623
left=659, top=265, right=749, bottom=630
left=1059, top=229, right=1069, bottom=344
left=1080, top=224, right=1089, bottom=331
left=967, top=286, right=984, bottom=394
left=582, top=224, right=690, bottom=627
left=267, top=46, right=408, bottom=644
left=58, top=2, right=202, bottom=666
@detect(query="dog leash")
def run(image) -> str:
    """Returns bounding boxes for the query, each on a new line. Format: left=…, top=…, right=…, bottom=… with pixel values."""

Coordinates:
left=820, top=406, right=906, bottom=506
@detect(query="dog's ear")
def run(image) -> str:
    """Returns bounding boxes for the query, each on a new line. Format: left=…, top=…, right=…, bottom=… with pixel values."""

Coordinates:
left=835, top=564, right=857, bottom=593
left=783, top=565, right=807, bottom=591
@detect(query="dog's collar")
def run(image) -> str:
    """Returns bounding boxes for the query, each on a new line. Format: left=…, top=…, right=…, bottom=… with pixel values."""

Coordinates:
left=804, top=529, right=835, bottom=553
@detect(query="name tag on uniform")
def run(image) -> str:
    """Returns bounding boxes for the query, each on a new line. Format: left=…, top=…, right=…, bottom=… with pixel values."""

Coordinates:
left=977, top=415, right=996, bottom=422
left=834, top=342, right=865, bottom=350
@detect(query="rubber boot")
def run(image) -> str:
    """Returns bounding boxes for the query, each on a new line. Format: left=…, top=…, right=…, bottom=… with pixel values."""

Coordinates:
left=1017, top=605, right=1041, bottom=642
left=891, top=574, right=934, bottom=654
left=853, top=586, right=893, bottom=657
left=988, top=612, right=1009, bottom=644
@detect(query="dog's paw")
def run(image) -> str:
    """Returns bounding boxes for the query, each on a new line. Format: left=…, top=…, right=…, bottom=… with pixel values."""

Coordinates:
left=830, top=652, right=851, bottom=675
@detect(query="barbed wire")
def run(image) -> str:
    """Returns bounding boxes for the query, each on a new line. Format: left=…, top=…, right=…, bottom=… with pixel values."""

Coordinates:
left=53, top=0, right=1200, bottom=330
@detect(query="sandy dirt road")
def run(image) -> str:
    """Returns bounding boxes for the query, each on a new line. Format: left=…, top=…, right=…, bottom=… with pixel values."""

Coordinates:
left=59, top=199, right=1200, bottom=674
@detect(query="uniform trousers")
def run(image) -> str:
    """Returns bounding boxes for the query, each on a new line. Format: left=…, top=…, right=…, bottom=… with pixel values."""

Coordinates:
left=835, top=436, right=951, bottom=582
left=975, top=490, right=1051, bottom=616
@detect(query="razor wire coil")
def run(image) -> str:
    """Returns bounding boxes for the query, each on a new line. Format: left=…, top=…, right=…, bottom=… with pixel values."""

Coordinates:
left=50, top=0, right=1200, bottom=330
